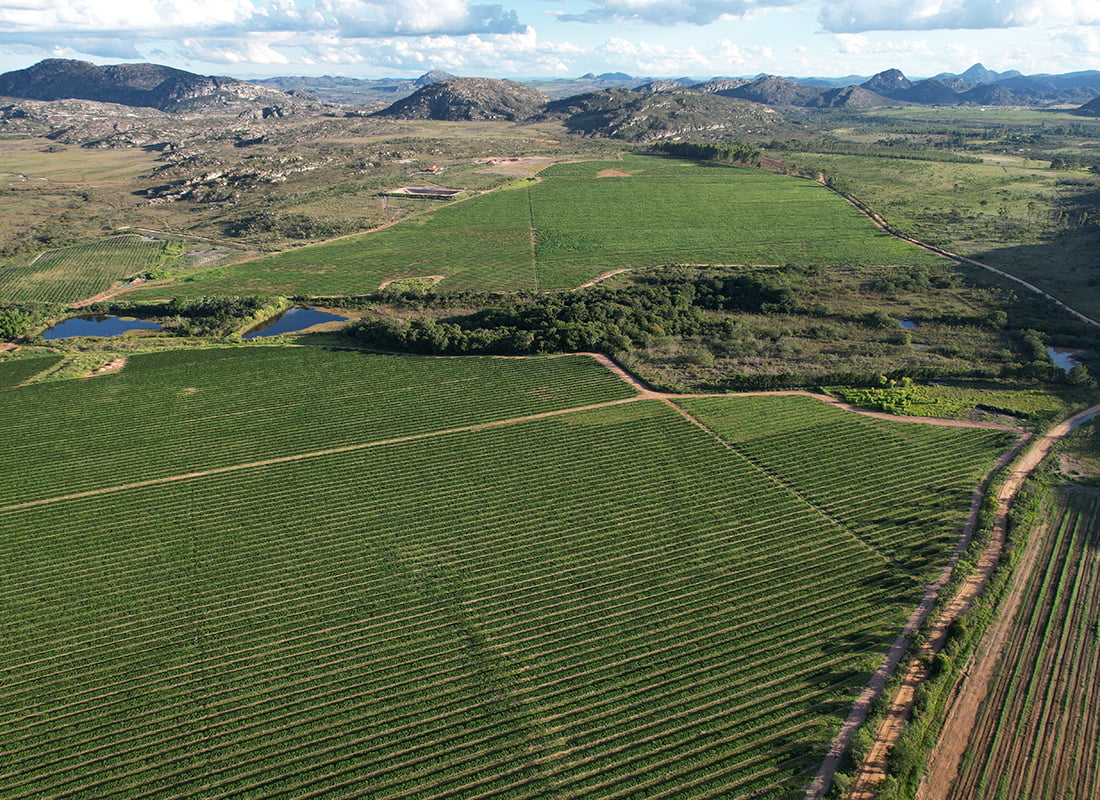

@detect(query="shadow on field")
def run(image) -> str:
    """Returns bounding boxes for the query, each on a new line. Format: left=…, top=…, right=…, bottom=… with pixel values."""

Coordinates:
left=968, top=229, right=1100, bottom=324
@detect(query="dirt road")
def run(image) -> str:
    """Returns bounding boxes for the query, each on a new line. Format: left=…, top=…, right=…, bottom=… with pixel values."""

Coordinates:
left=913, top=403, right=1100, bottom=799
left=834, top=401, right=1100, bottom=800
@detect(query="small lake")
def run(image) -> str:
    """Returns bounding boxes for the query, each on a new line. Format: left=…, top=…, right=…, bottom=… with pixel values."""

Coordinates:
left=900, top=319, right=918, bottom=329
left=243, top=307, right=348, bottom=339
left=43, top=315, right=162, bottom=340
left=1048, top=346, right=1081, bottom=372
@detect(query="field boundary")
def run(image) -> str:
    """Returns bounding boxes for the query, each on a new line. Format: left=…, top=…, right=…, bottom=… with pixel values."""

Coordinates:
left=2, top=351, right=1021, bottom=516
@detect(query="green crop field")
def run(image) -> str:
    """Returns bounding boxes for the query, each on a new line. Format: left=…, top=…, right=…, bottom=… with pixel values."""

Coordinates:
left=128, top=154, right=944, bottom=299
left=0, top=346, right=1014, bottom=799
left=0, top=234, right=170, bottom=305
left=676, top=395, right=1016, bottom=571
left=0, top=354, right=62, bottom=388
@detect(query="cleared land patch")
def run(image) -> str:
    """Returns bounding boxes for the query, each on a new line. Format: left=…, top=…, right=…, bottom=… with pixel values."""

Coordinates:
left=126, top=154, right=944, bottom=299
left=0, top=348, right=1013, bottom=798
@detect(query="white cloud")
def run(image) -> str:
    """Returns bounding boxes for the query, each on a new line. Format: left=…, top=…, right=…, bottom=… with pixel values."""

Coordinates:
left=0, top=0, right=535, bottom=74
left=1075, top=0, right=1100, bottom=24
left=590, top=35, right=767, bottom=73
left=0, top=0, right=258, bottom=32
left=182, top=34, right=296, bottom=64
left=819, top=0, right=1076, bottom=33
left=0, top=0, right=526, bottom=40
left=1050, top=25, right=1100, bottom=58
left=167, top=27, right=557, bottom=74
left=311, top=0, right=524, bottom=36
left=559, top=0, right=802, bottom=26
left=832, top=32, right=867, bottom=52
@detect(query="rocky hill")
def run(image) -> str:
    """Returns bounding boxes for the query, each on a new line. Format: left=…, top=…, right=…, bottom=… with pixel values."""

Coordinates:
left=858, top=65, right=1100, bottom=106
left=540, top=87, right=784, bottom=142
left=1074, top=95, right=1100, bottom=117
left=0, top=59, right=301, bottom=113
left=373, top=78, right=547, bottom=121
left=711, top=75, right=827, bottom=107
left=254, top=71, right=455, bottom=106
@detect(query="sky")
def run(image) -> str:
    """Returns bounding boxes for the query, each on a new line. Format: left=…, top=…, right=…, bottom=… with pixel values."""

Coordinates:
left=0, top=0, right=1098, bottom=80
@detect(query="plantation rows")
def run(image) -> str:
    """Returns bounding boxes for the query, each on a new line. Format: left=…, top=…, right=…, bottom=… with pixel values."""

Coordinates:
left=948, top=489, right=1100, bottom=800
left=0, top=354, right=61, bottom=388
left=0, top=349, right=635, bottom=505
left=149, top=189, right=538, bottom=298
left=0, top=361, right=1012, bottom=799
left=0, top=235, right=167, bottom=304
left=131, top=154, right=941, bottom=300
left=677, top=396, right=1015, bottom=575
left=529, top=157, right=940, bottom=290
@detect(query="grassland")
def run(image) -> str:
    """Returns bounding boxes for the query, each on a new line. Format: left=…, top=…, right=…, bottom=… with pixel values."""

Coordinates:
left=127, top=153, right=943, bottom=299
left=0, top=234, right=171, bottom=304
left=773, top=114, right=1100, bottom=319
left=0, top=346, right=1013, bottom=799
left=829, top=382, right=1077, bottom=427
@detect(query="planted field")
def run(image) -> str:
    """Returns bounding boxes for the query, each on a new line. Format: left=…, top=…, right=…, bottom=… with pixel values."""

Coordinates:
left=0, top=347, right=635, bottom=504
left=528, top=158, right=943, bottom=290
left=944, top=488, right=1100, bottom=800
left=0, top=235, right=168, bottom=305
left=132, top=154, right=943, bottom=299
left=0, top=348, right=1012, bottom=798
left=675, top=395, right=1016, bottom=573
left=0, top=354, right=62, bottom=388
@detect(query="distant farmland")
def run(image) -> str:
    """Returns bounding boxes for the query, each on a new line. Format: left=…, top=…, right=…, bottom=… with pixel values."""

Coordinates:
left=131, top=154, right=945, bottom=299
left=0, top=347, right=1013, bottom=798
left=0, top=234, right=169, bottom=304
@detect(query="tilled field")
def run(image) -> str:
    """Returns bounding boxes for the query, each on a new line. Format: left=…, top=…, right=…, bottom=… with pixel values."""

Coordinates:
left=944, top=488, right=1100, bottom=800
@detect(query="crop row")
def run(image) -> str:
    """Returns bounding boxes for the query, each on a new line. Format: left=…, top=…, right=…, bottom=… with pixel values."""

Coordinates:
left=135, top=154, right=940, bottom=300
left=0, top=235, right=166, bottom=304
left=949, top=490, right=1100, bottom=800
left=677, top=395, right=1012, bottom=574
left=0, top=353, right=1015, bottom=798
left=0, top=397, right=973, bottom=798
left=0, top=348, right=638, bottom=504
left=0, top=354, right=62, bottom=388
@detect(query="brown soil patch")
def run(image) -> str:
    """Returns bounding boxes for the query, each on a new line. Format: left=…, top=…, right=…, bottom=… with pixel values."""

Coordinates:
left=596, top=169, right=632, bottom=178
left=387, top=186, right=463, bottom=197
left=476, top=156, right=558, bottom=177
left=577, top=268, right=633, bottom=290
left=84, top=358, right=127, bottom=377
left=74, top=278, right=146, bottom=308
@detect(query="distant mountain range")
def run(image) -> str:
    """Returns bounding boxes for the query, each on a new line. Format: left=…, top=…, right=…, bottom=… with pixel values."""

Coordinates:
left=1, top=59, right=1099, bottom=144
left=0, top=59, right=303, bottom=113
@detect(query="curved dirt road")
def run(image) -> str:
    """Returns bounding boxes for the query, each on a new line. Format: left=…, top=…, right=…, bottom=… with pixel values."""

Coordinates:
left=835, top=401, right=1100, bottom=800
left=913, top=402, right=1100, bottom=799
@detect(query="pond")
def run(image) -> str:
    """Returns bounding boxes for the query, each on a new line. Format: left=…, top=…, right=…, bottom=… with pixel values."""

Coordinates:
left=900, top=319, right=918, bottom=329
left=243, top=307, right=348, bottom=339
left=43, top=315, right=162, bottom=340
left=1048, top=346, right=1081, bottom=372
